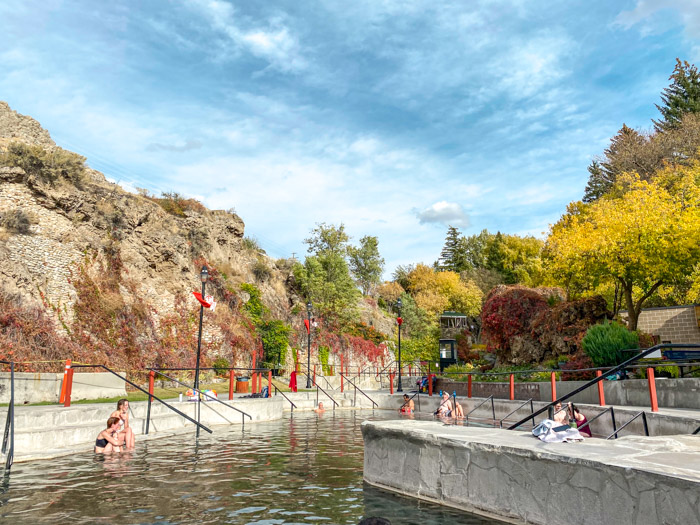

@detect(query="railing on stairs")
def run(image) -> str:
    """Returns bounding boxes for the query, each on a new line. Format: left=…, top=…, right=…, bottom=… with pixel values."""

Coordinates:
left=299, top=365, right=339, bottom=410
left=1, top=361, right=14, bottom=471
left=338, top=372, right=378, bottom=408
left=498, top=398, right=535, bottom=429
left=71, top=364, right=212, bottom=435
left=464, top=395, right=496, bottom=425
left=272, top=385, right=298, bottom=411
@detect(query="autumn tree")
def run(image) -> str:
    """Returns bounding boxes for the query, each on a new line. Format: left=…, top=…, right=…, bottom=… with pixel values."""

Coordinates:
left=348, top=235, right=384, bottom=296
left=406, top=264, right=482, bottom=318
left=546, top=168, right=700, bottom=330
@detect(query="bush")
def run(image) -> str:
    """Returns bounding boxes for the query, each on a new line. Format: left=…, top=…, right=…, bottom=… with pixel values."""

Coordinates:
left=145, top=191, right=207, bottom=217
left=581, top=320, right=639, bottom=367
left=252, top=257, right=271, bottom=282
left=212, top=357, right=230, bottom=376
left=1, top=208, right=33, bottom=234
left=242, top=236, right=262, bottom=253
left=0, top=142, right=86, bottom=185
left=561, top=353, right=596, bottom=381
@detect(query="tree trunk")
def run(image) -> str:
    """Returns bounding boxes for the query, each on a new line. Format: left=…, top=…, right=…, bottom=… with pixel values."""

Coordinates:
left=621, top=279, right=663, bottom=332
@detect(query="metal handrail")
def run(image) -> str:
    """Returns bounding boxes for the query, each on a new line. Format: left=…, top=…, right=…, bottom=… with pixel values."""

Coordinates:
left=149, top=369, right=252, bottom=426
left=273, top=385, right=298, bottom=411
left=606, top=411, right=648, bottom=440
left=693, top=425, right=700, bottom=435
left=498, top=398, right=535, bottom=428
left=464, top=395, right=495, bottom=424
left=508, top=343, right=700, bottom=430
left=298, top=365, right=339, bottom=408
left=72, top=364, right=212, bottom=434
left=399, top=391, right=420, bottom=412
left=339, top=372, right=378, bottom=408
left=0, top=361, right=14, bottom=471
left=575, top=406, right=617, bottom=438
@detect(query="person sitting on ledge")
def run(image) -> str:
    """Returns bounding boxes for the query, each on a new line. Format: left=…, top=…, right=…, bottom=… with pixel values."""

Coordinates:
left=399, top=394, right=414, bottom=414
left=95, top=417, right=124, bottom=454
left=552, top=401, right=568, bottom=425
left=453, top=401, right=465, bottom=419
left=110, top=398, right=135, bottom=449
left=314, top=402, right=325, bottom=413
left=435, top=391, right=453, bottom=417
left=572, top=405, right=592, bottom=437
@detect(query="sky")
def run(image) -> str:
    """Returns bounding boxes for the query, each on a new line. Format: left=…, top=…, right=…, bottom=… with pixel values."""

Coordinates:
left=1, top=0, right=699, bottom=277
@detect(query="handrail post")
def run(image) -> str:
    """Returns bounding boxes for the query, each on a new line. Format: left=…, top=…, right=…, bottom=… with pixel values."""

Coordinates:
left=64, top=366, right=74, bottom=407
left=610, top=406, right=617, bottom=438
left=3, top=362, right=14, bottom=470
left=550, top=371, right=556, bottom=402
left=341, top=370, right=344, bottom=393
left=647, top=367, right=659, bottom=412
left=468, top=375, right=472, bottom=398
left=596, top=370, right=605, bottom=406
left=59, top=359, right=71, bottom=404
left=146, top=370, right=155, bottom=435
left=509, top=374, right=514, bottom=400
left=296, top=350, right=299, bottom=373
left=491, top=396, right=495, bottom=424
left=409, top=365, right=412, bottom=377
left=229, top=369, right=234, bottom=401
left=642, top=411, right=649, bottom=436
left=389, top=373, right=394, bottom=394
left=268, top=370, right=272, bottom=398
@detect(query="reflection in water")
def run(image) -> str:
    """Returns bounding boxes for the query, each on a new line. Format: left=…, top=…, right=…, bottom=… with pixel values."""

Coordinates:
left=0, top=411, right=504, bottom=524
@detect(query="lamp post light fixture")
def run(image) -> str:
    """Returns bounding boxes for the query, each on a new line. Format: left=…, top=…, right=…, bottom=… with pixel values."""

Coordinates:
left=306, top=301, right=313, bottom=388
left=397, top=297, right=403, bottom=392
left=194, top=265, right=208, bottom=438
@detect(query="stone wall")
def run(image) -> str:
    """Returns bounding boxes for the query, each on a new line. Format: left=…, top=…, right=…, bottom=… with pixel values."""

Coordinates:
left=620, top=304, right=700, bottom=343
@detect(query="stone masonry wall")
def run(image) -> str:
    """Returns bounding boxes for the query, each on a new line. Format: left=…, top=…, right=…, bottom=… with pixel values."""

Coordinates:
left=621, top=305, right=700, bottom=344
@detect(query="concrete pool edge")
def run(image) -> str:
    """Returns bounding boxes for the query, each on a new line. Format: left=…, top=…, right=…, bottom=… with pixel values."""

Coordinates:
left=362, top=419, right=700, bottom=525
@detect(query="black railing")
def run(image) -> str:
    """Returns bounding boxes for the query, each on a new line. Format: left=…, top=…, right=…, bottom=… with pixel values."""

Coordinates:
left=273, top=385, right=297, bottom=411
left=149, top=368, right=251, bottom=435
left=464, top=395, right=496, bottom=424
left=498, top=398, right=535, bottom=428
left=72, top=364, right=212, bottom=435
left=575, top=406, right=617, bottom=438
left=339, top=372, right=378, bottom=408
left=1, top=361, right=14, bottom=471
left=507, top=343, right=700, bottom=430
left=298, top=365, right=339, bottom=409
left=606, top=411, right=649, bottom=440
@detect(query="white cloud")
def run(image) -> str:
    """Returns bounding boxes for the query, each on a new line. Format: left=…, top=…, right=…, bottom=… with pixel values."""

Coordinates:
left=415, top=201, right=470, bottom=228
left=616, top=0, right=700, bottom=39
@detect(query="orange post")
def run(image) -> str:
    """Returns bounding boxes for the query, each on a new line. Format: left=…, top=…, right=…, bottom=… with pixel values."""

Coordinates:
left=647, top=367, right=659, bottom=412
left=596, top=370, right=605, bottom=406
left=389, top=373, right=394, bottom=394
left=550, top=371, right=557, bottom=402
left=467, top=375, right=472, bottom=398
left=313, top=364, right=316, bottom=386
left=148, top=370, right=155, bottom=401
left=267, top=370, right=272, bottom=398
left=408, top=365, right=412, bottom=377
left=341, top=371, right=344, bottom=393
left=64, top=367, right=74, bottom=407
left=428, top=373, right=433, bottom=396
left=59, top=359, right=71, bottom=403
left=509, top=373, right=515, bottom=400
left=296, top=350, right=299, bottom=373
left=229, top=369, right=234, bottom=400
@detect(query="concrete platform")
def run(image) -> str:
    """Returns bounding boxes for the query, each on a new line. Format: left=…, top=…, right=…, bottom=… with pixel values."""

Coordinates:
left=363, top=419, right=700, bottom=525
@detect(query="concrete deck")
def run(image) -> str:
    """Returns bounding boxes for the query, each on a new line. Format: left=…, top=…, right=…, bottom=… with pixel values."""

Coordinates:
left=363, top=419, right=700, bottom=525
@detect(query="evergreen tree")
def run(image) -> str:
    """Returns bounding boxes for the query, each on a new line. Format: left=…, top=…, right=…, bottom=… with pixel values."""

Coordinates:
left=655, top=59, right=700, bottom=132
left=437, top=226, right=469, bottom=272
left=583, top=160, right=612, bottom=203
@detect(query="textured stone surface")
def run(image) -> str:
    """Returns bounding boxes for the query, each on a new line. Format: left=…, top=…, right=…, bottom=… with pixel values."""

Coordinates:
left=363, top=420, right=700, bottom=525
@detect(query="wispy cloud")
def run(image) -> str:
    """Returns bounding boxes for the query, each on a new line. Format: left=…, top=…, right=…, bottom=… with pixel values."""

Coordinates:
left=415, top=202, right=470, bottom=228
left=146, top=139, right=203, bottom=152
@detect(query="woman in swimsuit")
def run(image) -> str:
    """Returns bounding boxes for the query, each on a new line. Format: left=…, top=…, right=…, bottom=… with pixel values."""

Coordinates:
left=110, top=398, right=135, bottom=449
left=436, top=392, right=453, bottom=417
left=95, top=417, right=124, bottom=453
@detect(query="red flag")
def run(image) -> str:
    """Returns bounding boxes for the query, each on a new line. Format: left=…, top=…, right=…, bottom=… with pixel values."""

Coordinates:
left=193, top=292, right=211, bottom=308
left=397, top=317, right=403, bottom=325
left=304, top=319, right=310, bottom=333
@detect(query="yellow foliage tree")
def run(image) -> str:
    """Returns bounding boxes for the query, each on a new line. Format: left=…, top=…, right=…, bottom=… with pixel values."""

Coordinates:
left=545, top=167, right=700, bottom=330
left=406, top=264, right=482, bottom=317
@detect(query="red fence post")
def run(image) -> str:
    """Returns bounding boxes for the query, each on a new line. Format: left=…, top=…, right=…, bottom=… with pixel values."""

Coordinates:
left=64, top=367, right=74, bottom=407
left=647, top=367, right=659, bottom=412
left=509, top=373, right=515, bottom=400
left=596, top=370, right=605, bottom=406
left=59, top=359, right=71, bottom=404
left=550, top=371, right=557, bottom=402
left=341, top=372, right=344, bottom=393
left=313, top=365, right=316, bottom=386
left=268, top=370, right=272, bottom=398
left=148, top=370, right=155, bottom=401
left=229, top=369, right=234, bottom=400
left=408, top=365, right=412, bottom=377
left=467, top=375, right=472, bottom=398
left=428, top=373, right=433, bottom=397
left=389, top=373, right=394, bottom=394
left=296, top=350, right=299, bottom=373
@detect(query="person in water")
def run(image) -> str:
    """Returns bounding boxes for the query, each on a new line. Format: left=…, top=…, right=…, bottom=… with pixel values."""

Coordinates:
left=95, top=417, right=124, bottom=453
left=399, top=394, right=414, bottom=414
left=314, top=402, right=325, bottom=413
left=110, top=398, right=135, bottom=448
left=435, top=391, right=453, bottom=417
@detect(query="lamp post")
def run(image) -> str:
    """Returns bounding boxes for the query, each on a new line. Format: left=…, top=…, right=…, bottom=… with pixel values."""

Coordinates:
left=397, top=298, right=403, bottom=392
left=194, top=266, right=208, bottom=394
left=306, top=301, right=312, bottom=388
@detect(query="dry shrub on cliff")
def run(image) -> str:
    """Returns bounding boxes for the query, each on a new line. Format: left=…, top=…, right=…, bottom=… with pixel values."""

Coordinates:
left=0, top=142, right=86, bottom=185
left=0, top=208, right=34, bottom=234
left=140, top=190, right=207, bottom=218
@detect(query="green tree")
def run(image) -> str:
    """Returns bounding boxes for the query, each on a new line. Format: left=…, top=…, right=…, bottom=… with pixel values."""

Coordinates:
left=304, top=222, right=350, bottom=256
left=436, top=226, right=469, bottom=272
left=463, top=229, right=491, bottom=269
left=348, top=235, right=385, bottom=296
left=655, top=59, right=700, bottom=132
left=260, top=320, right=291, bottom=367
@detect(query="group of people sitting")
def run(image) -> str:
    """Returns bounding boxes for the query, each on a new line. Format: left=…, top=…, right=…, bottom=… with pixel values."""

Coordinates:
left=398, top=391, right=465, bottom=419
left=94, top=398, right=136, bottom=454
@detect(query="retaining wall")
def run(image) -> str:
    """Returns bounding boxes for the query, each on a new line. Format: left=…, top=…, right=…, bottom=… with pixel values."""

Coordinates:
left=0, top=372, right=127, bottom=404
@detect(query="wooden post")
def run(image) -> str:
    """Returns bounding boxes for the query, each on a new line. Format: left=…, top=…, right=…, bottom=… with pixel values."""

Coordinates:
left=596, top=370, right=605, bottom=406
left=550, top=371, right=557, bottom=402
left=647, top=367, right=659, bottom=412
left=229, top=369, right=234, bottom=401
left=509, top=373, right=515, bottom=400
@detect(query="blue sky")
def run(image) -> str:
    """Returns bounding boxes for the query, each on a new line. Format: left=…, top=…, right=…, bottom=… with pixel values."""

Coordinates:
left=1, top=1, right=699, bottom=276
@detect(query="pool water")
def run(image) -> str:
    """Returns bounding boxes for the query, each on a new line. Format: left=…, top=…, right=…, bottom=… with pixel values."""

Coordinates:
left=0, top=410, right=505, bottom=524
